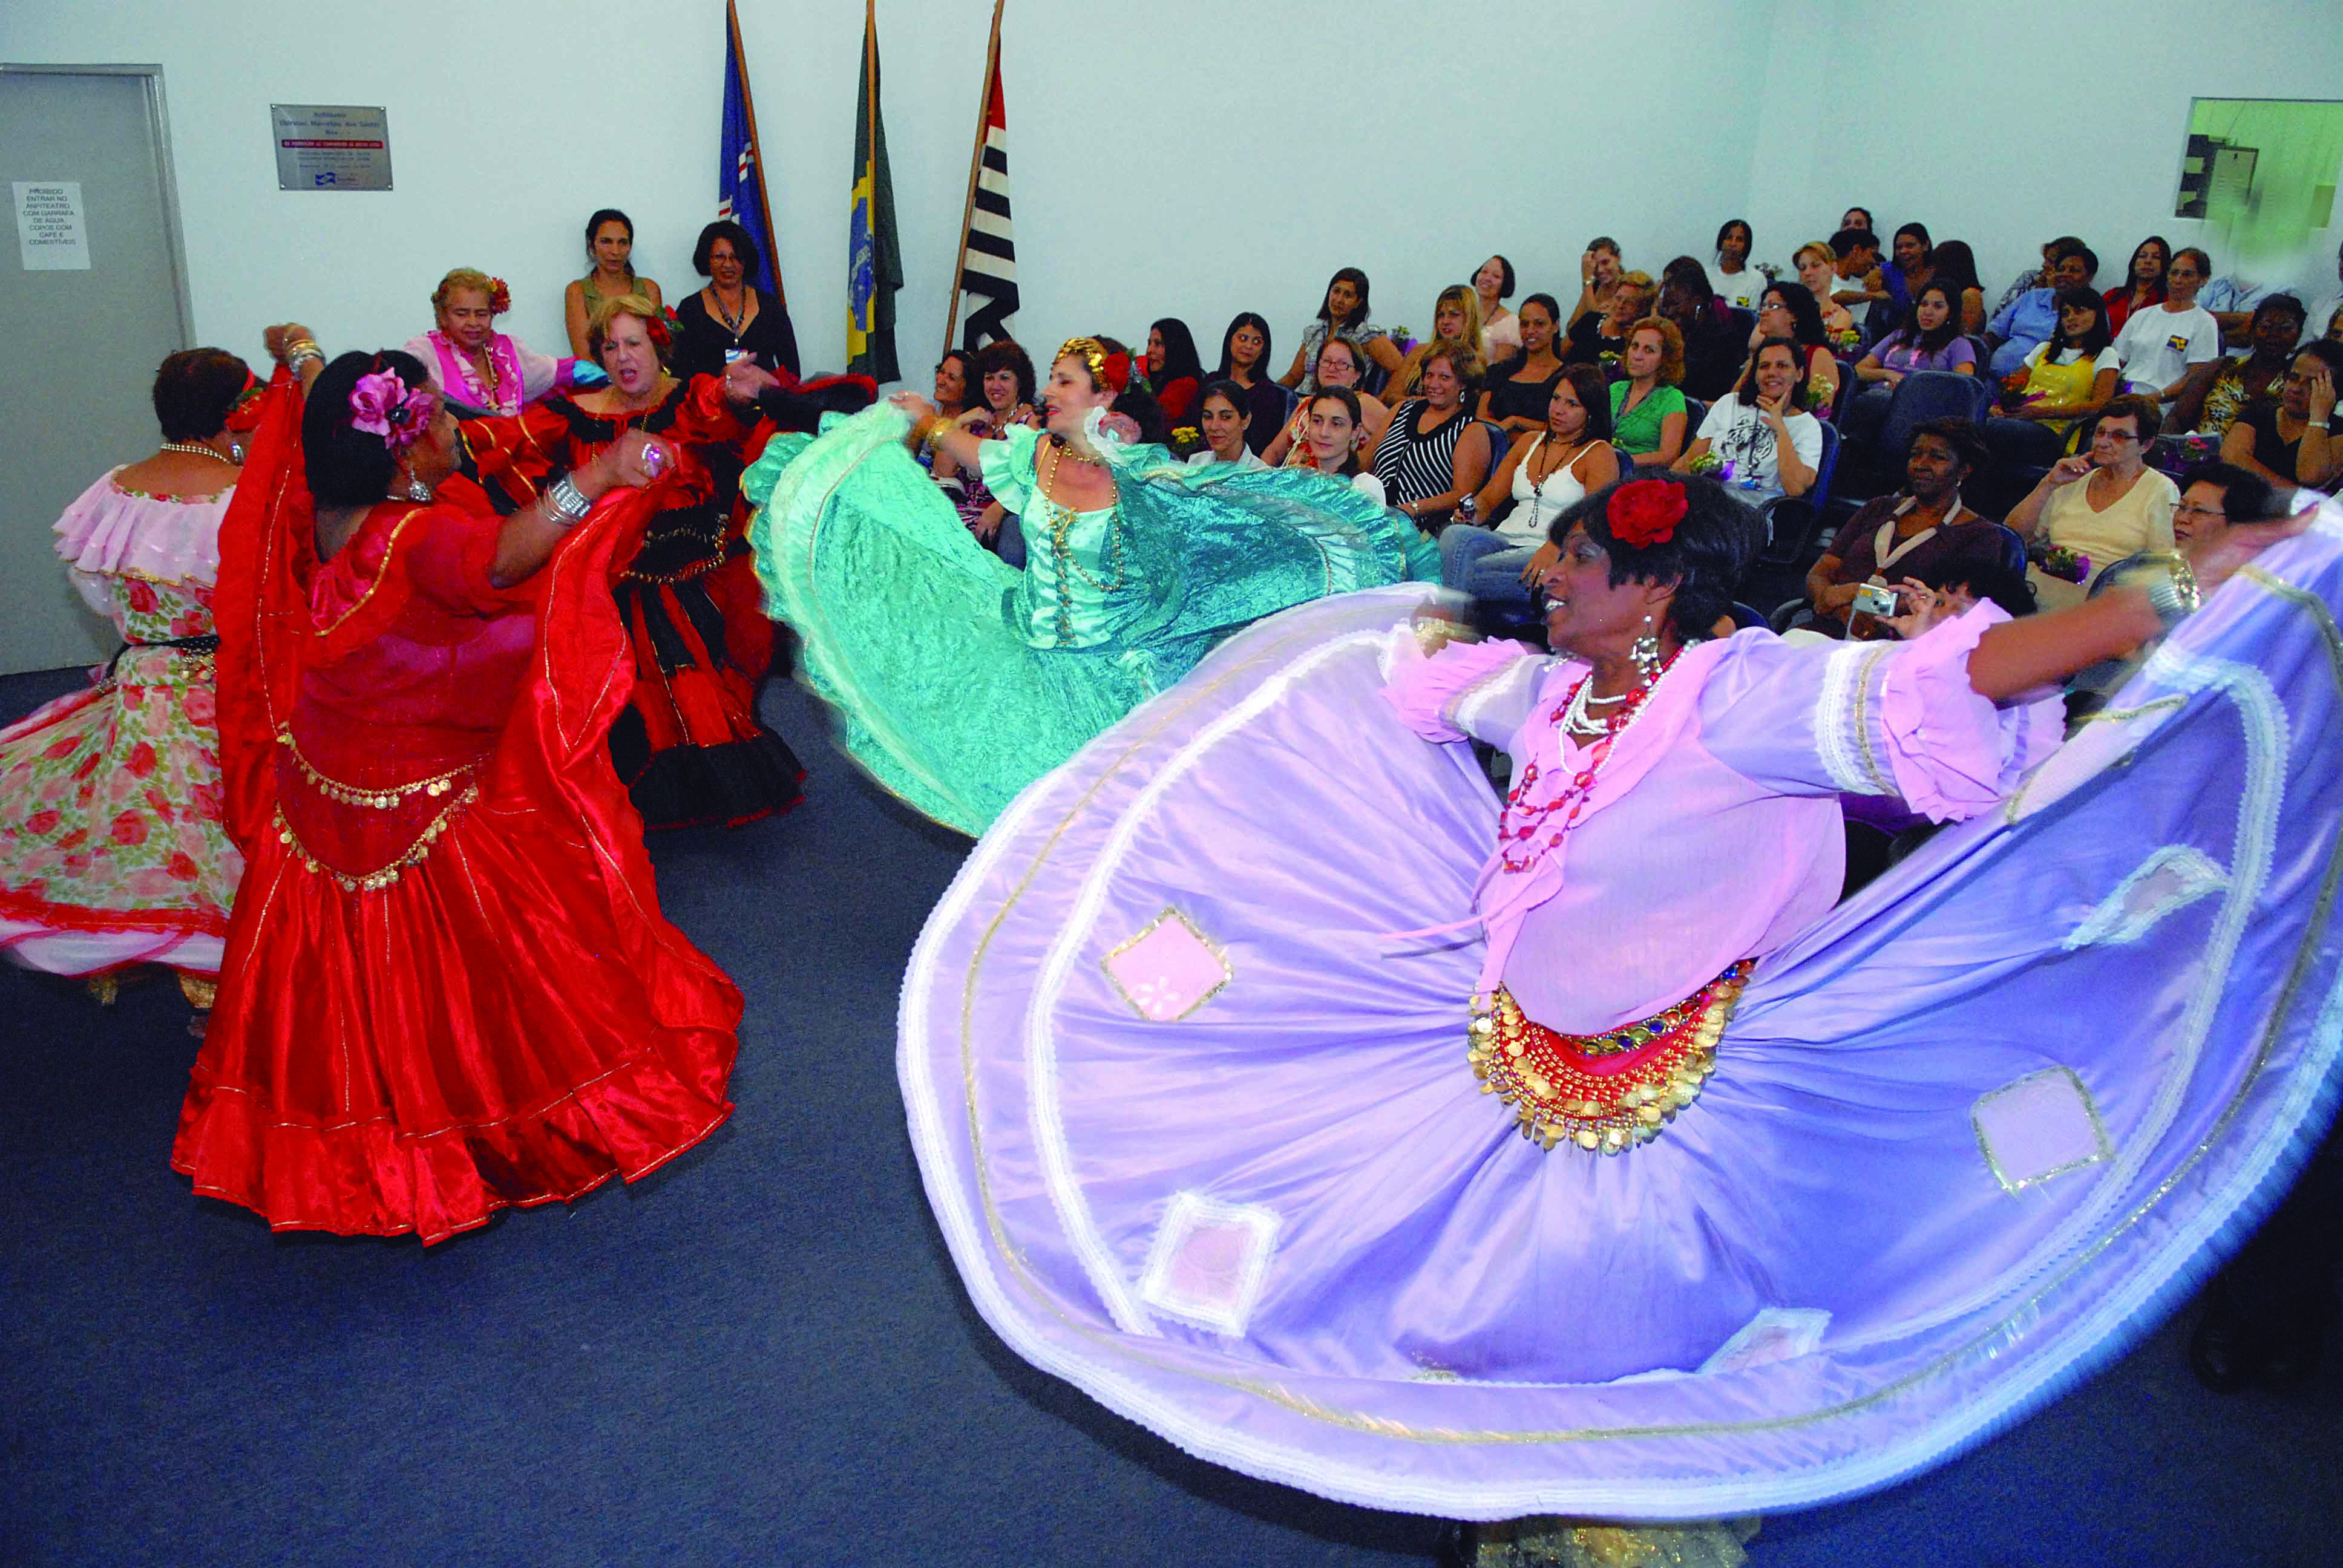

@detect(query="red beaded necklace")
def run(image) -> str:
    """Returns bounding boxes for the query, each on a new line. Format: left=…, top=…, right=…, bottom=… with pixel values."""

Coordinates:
left=1497, top=650, right=1683, bottom=873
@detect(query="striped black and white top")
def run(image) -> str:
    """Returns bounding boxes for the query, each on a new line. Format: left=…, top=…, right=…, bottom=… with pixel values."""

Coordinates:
left=1371, top=399, right=1471, bottom=511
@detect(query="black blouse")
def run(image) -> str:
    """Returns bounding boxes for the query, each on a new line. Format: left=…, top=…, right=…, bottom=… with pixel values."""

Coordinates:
left=1483, top=362, right=1564, bottom=426
left=673, top=288, right=801, bottom=382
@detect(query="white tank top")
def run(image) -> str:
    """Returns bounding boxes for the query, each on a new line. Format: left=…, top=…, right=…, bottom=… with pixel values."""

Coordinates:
left=1496, top=434, right=1607, bottom=544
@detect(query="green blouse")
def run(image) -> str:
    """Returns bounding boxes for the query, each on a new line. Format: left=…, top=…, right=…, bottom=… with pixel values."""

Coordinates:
left=1609, top=382, right=1688, bottom=457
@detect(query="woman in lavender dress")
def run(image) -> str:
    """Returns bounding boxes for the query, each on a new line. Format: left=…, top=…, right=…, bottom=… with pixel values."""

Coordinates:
left=900, top=471, right=2337, bottom=1559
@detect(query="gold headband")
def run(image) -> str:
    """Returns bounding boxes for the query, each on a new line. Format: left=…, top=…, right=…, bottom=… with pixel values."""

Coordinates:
left=1057, top=336, right=1129, bottom=394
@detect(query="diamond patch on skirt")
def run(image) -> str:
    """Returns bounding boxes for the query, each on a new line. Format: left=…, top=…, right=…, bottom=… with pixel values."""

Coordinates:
left=1102, top=907, right=1232, bottom=1022
left=1137, top=1192, right=1279, bottom=1336
left=1972, top=1066, right=2115, bottom=1194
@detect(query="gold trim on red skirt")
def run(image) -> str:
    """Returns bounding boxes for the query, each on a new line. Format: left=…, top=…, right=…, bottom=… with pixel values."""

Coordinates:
left=1466, top=959, right=1755, bottom=1154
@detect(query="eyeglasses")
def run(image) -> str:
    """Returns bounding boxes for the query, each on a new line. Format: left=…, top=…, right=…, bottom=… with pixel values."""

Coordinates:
left=2092, top=430, right=2138, bottom=445
left=2173, top=501, right=2228, bottom=520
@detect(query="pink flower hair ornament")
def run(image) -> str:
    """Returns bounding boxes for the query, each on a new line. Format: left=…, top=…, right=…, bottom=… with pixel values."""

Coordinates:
left=349, top=367, right=439, bottom=453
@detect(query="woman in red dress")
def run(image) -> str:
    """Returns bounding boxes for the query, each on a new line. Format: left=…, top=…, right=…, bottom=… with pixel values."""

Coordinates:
left=173, top=331, right=742, bottom=1243
left=474, top=293, right=813, bottom=831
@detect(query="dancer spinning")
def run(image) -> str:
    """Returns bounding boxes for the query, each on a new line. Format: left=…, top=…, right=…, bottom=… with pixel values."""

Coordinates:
left=899, top=471, right=2336, bottom=1556
left=0, top=350, right=253, bottom=1021
left=175, top=335, right=741, bottom=1243
left=466, top=293, right=864, bottom=830
left=746, top=336, right=1429, bottom=835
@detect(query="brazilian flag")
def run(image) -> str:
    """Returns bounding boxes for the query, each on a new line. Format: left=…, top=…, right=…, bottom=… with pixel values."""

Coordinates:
left=847, top=0, right=901, bottom=382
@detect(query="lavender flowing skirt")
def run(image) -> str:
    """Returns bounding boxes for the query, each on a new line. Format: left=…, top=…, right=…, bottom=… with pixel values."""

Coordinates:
left=900, top=511, right=2343, bottom=1522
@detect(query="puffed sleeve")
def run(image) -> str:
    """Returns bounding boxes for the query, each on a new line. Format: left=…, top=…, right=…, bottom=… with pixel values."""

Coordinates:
left=977, top=424, right=1043, bottom=515
left=1699, top=610, right=2062, bottom=820
left=1384, top=632, right=1550, bottom=748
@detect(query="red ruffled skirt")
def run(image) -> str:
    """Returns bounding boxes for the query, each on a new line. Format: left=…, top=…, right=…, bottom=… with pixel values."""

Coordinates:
left=171, top=788, right=740, bottom=1244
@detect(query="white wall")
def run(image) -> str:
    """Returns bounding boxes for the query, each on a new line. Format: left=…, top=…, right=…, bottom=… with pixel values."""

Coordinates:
left=1744, top=0, right=2343, bottom=305
left=7, top=0, right=2342, bottom=388
left=2, top=0, right=1774, bottom=388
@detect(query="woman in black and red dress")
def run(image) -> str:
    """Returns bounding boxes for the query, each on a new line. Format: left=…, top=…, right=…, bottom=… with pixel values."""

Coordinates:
left=466, top=293, right=863, bottom=830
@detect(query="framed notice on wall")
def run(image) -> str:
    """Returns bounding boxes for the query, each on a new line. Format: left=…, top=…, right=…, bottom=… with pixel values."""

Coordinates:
left=271, top=104, right=392, bottom=191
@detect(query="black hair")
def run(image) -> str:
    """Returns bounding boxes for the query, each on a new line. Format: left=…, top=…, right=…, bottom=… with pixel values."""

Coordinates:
left=2047, top=286, right=2114, bottom=358
left=584, top=207, right=635, bottom=273
left=1585, top=235, right=1622, bottom=257
left=2251, top=293, right=2309, bottom=333
left=1555, top=363, right=1616, bottom=444
left=1758, top=281, right=1829, bottom=351
left=1480, top=255, right=1517, bottom=298
left=1738, top=336, right=1814, bottom=410
left=1089, top=336, right=1169, bottom=445
left=2299, top=338, right=2343, bottom=379
left=1841, top=206, right=1874, bottom=230
left=1149, top=317, right=1205, bottom=388
left=1556, top=474, right=1764, bottom=642
left=1886, top=281, right=1964, bottom=354
left=693, top=219, right=761, bottom=279
left=2127, top=235, right=2171, bottom=284
left=1938, top=563, right=2036, bottom=619
left=1829, top=227, right=1880, bottom=260
left=2178, top=459, right=2281, bottom=524
left=936, top=347, right=977, bottom=387
left=2062, top=245, right=2100, bottom=283
left=1907, top=415, right=1988, bottom=475
left=1198, top=379, right=1250, bottom=423
left=1304, top=387, right=1368, bottom=476
left=303, top=350, right=433, bottom=507
left=1318, top=267, right=1372, bottom=332
left=1928, top=239, right=1982, bottom=296
left=1211, top=311, right=1273, bottom=382
left=1517, top=292, right=1562, bottom=330
left=973, top=338, right=1037, bottom=409
left=1892, top=222, right=1933, bottom=263
left=2045, top=235, right=2088, bottom=263
left=1714, top=218, right=1752, bottom=258
left=152, top=348, right=251, bottom=442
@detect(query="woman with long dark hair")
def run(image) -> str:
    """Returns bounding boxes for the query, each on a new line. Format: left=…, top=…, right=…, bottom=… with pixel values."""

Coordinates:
left=1208, top=312, right=1285, bottom=455
left=1143, top=318, right=1206, bottom=423
left=563, top=207, right=662, bottom=359
left=1712, top=218, right=1758, bottom=309
left=1277, top=267, right=1399, bottom=391
left=1748, top=280, right=1842, bottom=414
left=2105, top=236, right=2170, bottom=332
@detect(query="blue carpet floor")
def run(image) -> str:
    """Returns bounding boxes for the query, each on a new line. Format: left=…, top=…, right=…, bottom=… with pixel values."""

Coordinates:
left=3, top=665, right=2336, bottom=1567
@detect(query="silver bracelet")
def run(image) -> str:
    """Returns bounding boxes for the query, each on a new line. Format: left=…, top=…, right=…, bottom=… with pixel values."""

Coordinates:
left=2140, top=553, right=2201, bottom=632
left=545, top=474, right=592, bottom=526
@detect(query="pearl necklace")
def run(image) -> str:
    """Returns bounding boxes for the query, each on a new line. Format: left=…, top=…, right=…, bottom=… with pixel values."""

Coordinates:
left=158, top=441, right=232, bottom=463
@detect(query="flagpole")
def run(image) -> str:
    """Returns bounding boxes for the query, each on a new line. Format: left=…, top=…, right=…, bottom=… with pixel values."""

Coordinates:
left=728, top=0, right=785, bottom=306
left=943, top=0, right=1006, bottom=354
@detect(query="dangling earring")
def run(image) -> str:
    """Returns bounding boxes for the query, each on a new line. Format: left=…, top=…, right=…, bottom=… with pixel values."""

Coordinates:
left=401, top=471, right=431, bottom=503
left=1631, top=613, right=1664, bottom=684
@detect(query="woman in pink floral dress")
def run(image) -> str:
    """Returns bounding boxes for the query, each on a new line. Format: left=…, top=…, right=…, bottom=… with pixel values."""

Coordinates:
left=0, top=348, right=253, bottom=1025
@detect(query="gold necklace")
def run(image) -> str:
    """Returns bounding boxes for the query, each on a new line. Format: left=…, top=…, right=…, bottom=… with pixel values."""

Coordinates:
left=1038, top=438, right=1126, bottom=639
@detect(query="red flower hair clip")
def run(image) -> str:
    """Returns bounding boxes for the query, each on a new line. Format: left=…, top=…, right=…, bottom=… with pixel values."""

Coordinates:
left=487, top=276, right=511, bottom=315
left=644, top=310, right=678, bottom=352
left=1606, top=479, right=1688, bottom=548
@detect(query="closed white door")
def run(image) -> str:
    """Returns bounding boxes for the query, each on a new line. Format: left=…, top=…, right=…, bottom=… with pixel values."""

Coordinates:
left=0, top=67, right=193, bottom=674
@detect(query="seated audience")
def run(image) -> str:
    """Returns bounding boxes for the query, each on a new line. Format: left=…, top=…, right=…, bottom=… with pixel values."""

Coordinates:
left=2104, top=236, right=2169, bottom=332
left=931, top=348, right=975, bottom=423
left=1749, top=281, right=1843, bottom=414
left=1803, top=418, right=2007, bottom=638
left=1280, top=267, right=1393, bottom=391
left=1474, top=255, right=1521, bottom=364
left=1608, top=319, right=1689, bottom=469
left=1985, top=241, right=2095, bottom=377
left=1840, top=205, right=1874, bottom=234
left=673, top=220, right=801, bottom=380
left=2004, top=394, right=2177, bottom=609
left=1445, top=364, right=1619, bottom=612
left=1144, top=318, right=1205, bottom=423
left=2200, top=270, right=2269, bottom=347
left=1926, top=239, right=1988, bottom=338
left=2169, top=460, right=2281, bottom=550
left=931, top=338, right=1035, bottom=538
left=1883, top=223, right=1933, bottom=315
left=1986, top=287, right=2121, bottom=466
left=1793, top=241, right=1857, bottom=339
left=2180, top=294, right=2309, bottom=441
left=2112, top=247, right=2223, bottom=410
left=1712, top=219, right=1760, bottom=310
left=1370, top=341, right=1493, bottom=532
left=1265, top=337, right=1392, bottom=463
left=1841, top=281, right=1976, bottom=448
left=407, top=267, right=578, bottom=417
left=1476, top=293, right=1566, bottom=436
left=1187, top=381, right=1267, bottom=469
left=1562, top=270, right=1656, bottom=368
left=1385, top=286, right=1484, bottom=402
left=1674, top=338, right=1823, bottom=506
left=1658, top=260, right=1748, bottom=400
left=1829, top=227, right=1890, bottom=335
left=1567, top=236, right=1626, bottom=327
left=1209, top=312, right=1286, bottom=456
left=2227, top=338, right=2343, bottom=492
left=564, top=208, right=663, bottom=359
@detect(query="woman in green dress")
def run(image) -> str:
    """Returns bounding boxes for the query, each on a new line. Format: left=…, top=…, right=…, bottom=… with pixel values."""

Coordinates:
left=746, top=336, right=1429, bottom=835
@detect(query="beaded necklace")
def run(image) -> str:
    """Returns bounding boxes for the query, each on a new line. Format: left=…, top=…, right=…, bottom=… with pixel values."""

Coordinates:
left=158, top=441, right=234, bottom=463
left=1037, top=436, right=1127, bottom=641
left=1497, top=648, right=1682, bottom=873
